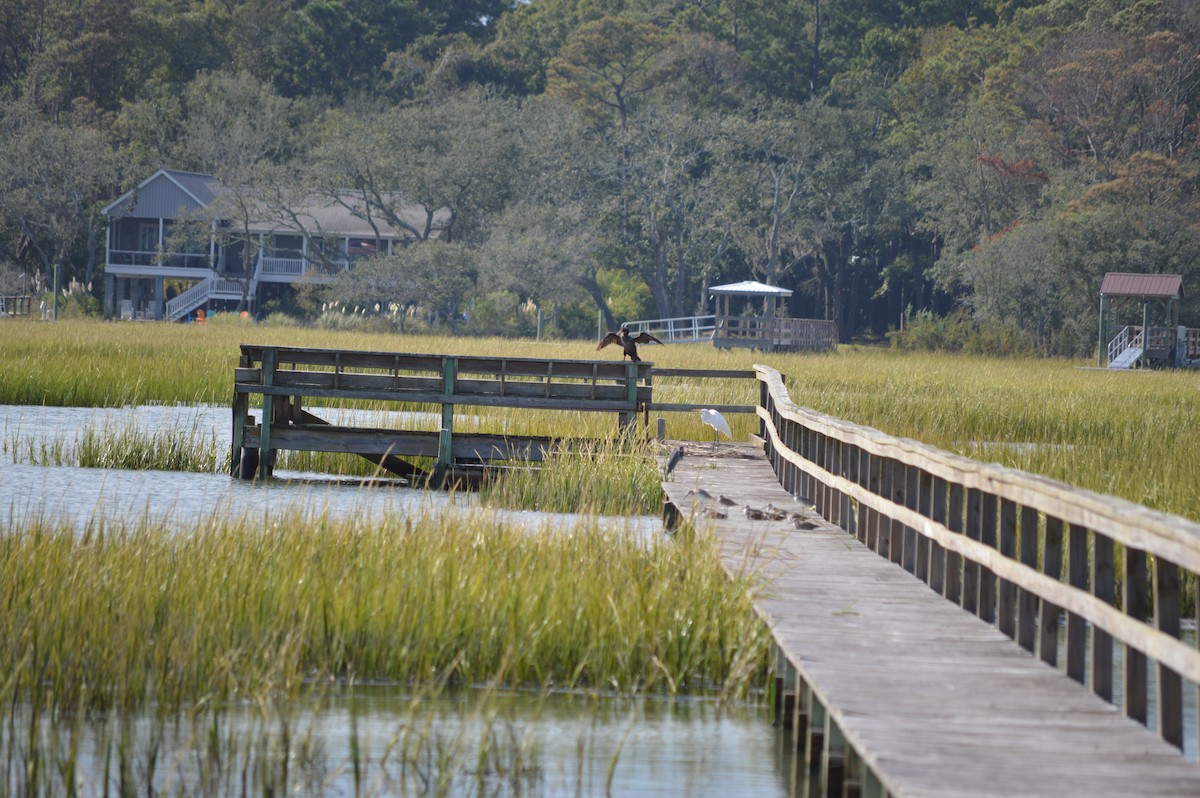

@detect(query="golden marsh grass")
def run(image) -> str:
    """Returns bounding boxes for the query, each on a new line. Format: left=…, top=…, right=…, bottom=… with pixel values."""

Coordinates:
left=0, top=507, right=770, bottom=715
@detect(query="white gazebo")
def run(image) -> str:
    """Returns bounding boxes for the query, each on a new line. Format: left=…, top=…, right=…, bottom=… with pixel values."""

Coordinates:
left=709, top=280, right=837, bottom=351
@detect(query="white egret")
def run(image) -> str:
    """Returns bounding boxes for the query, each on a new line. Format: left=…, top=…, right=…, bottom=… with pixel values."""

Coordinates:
left=695, top=408, right=732, bottom=450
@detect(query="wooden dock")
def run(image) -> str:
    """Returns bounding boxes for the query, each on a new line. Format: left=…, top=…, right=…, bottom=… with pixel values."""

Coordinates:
left=663, top=444, right=1200, bottom=797
left=231, top=345, right=653, bottom=484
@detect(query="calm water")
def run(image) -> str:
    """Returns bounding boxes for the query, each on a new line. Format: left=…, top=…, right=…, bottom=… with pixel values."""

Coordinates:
left=8, top=688, right=792, bottom=797
left=1, top=404, right=790, bottom=797
left=0, top=403, right=660, bottom=539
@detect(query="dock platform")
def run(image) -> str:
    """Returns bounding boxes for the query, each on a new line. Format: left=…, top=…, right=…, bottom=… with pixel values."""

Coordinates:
left=663, top=442, right=1200, bottom=797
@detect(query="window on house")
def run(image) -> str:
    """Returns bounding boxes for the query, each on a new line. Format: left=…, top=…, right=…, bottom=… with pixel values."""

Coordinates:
left=269, top=235, right=304, bottom=260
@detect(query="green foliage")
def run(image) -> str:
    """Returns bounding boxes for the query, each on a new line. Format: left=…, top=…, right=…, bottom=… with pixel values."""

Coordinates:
left=888, top=309, right=1036, bottom=356
left=597, top=267, right=653, bottom=323
left=2, top=0, right=1200, bottom=351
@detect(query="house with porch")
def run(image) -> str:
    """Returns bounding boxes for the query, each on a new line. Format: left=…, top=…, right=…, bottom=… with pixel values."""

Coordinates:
left=102, top=169, right=447, bottom=321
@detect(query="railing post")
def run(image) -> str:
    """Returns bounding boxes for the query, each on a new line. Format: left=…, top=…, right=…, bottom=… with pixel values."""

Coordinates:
left=902, top=466, right=919, bottom=574
left=438, top=356, right=456, bottom=475
left=944, top=483, right=964, bottom=604
left=998, top=498, right=1018, bottom=638
left=257, top=347, right=275, bottom=480
left=963, top=489, right=982, bottom=614
left=929, top=476, right=947, bottom=594
left=1039, top=517, right=1065, bottom=667
left=1153, top=559, right=1183, bottom=750
left=1017, top=505, right=1040, bottom=652
left=978, top=493, right=998, bottom=622
left=1123, top=547, right=1149, bottom=724
left=1065, top=524, right=1088, bottom=684
left=1093, top=534, right=1115, bottom=702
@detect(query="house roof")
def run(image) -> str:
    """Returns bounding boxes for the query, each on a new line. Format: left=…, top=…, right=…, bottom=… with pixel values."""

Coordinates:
left=103, top=169, right=219, bottom=217
left=1100, top=272, right=1184, bottom=299
left=710, top=280, right=793, bottom=297
left=247, top=193, right=449, bottom=239
left=104, top=169, right=447, bottom=240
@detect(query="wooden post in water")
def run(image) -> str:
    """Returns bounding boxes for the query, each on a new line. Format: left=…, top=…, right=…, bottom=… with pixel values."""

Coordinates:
left=258, top=347, right=276, bottom=480
left=622, top=361, right=638, bottom=429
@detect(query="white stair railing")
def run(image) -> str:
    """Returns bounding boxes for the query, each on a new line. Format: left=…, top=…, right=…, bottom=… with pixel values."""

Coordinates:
left=164, top=278, right=213, bottom=321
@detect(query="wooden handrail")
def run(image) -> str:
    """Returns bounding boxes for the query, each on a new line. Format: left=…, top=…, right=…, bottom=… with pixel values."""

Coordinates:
left=754, top=363, right=1200, bottom=753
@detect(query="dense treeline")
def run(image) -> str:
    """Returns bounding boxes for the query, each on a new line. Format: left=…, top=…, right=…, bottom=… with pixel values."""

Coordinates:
left=1, top=0, right=1198, bottom=352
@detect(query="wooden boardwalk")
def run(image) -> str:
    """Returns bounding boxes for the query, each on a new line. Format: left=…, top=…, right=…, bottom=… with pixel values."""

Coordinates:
left=662, top=442, right=1200, bottom=797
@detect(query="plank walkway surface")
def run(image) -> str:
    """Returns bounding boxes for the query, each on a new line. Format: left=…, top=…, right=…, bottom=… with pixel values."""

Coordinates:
left=662, top=442, right=1200, bottom=797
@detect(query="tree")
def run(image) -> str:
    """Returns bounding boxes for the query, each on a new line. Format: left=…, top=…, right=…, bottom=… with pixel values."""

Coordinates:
left=620, top=108, right=730, bottom=318
left=309, top=88, right=524, bottom=246
left=327, top=240, right=478, bottom=330
left=174, top=71, right=299, bottom=312
left=547, top=16, right=673, bottom=133
left=716, top=104, right=824, bottom=289
left=0, top=103, right=117, bottom=295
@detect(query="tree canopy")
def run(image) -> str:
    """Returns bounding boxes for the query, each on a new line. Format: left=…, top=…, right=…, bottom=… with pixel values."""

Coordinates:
left=2, top=0, right=1198, bottom=351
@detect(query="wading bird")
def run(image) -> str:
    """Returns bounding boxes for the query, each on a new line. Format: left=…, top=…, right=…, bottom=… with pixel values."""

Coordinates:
left=695, top=408, right=732, bottom=450
left=596, top=326, right=664, bottom=362
left=663, top=445, right=685, bottom=480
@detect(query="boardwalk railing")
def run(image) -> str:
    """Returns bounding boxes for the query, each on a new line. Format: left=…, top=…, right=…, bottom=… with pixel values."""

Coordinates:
left=623, top=314, right=717, bottom=343
left=232, top=345, right=652, bottom=482
left=717, top=316, right=837, bottom=351
left=755, top=364, right=1200, bottom=756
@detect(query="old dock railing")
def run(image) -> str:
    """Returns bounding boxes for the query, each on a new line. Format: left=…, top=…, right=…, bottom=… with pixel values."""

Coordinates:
left=232, top=345, right=652, bottom=482
left=755, top=364, right=1200, bottom=757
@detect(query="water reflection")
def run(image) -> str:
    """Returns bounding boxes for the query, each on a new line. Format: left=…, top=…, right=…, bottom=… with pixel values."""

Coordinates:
left=7, top=687, right=791, bottom=797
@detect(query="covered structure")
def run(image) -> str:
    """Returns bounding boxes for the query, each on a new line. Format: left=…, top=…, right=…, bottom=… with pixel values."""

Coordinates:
left=1097, top=272, right=1193, bottom=368
left=709, top=280, right=837, bottom=352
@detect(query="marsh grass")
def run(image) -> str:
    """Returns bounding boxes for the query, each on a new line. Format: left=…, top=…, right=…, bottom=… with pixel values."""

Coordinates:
left=0, top=503, right=772, bottom=790
left=0, top=507, right=771, bottom=719
left=3, top=319, right=1197, bottom=519
left=480, top=435, right=665, bottom=516
left=78, top=420, right=224, bottom=472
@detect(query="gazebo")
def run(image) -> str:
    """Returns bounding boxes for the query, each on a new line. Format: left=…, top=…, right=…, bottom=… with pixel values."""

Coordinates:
left=709, top=280, right=837, bottom=352
left=1098, top=272, right=1185, bottom=368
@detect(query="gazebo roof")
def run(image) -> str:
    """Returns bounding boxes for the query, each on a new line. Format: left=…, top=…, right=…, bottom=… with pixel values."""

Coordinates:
left=709, top=280, right=793, bottom=297
left=1100, top=272, right=1184, bottom=299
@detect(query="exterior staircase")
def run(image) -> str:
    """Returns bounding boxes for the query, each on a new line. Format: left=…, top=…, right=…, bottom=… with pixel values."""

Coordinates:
left=164, top=274, right=256, bottom=321
left=1106, top=326, right=1144, bottom=369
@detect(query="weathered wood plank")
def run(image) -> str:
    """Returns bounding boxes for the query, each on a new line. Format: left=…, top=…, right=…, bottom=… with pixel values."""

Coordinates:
left=662, top=445, right=1200, bottom=797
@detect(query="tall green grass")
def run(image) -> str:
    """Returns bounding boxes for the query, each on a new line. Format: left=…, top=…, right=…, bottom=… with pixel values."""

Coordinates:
left=0, top=507, right=771, bottom=717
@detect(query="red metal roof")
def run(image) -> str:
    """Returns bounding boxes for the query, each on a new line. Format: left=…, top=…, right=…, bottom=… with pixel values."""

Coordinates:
left=1099, top=272, right=1184, bottom=299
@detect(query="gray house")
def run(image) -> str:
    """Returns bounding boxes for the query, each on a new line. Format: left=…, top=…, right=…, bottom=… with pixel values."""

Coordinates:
left=102, top=169, right=447, bottom=320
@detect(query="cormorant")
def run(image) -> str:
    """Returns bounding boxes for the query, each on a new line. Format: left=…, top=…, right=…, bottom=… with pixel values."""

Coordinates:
left=596, top=326, right=664, bottom=362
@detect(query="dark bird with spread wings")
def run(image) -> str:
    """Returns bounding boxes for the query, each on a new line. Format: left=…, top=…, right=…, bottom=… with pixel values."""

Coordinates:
left=596, top=326, right=664, bottom=362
